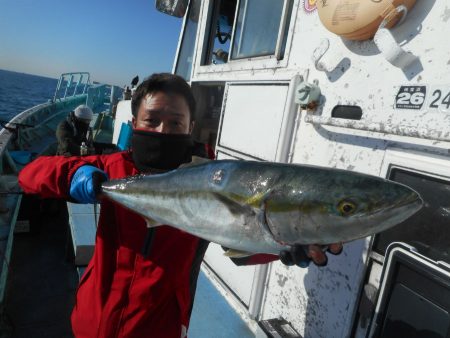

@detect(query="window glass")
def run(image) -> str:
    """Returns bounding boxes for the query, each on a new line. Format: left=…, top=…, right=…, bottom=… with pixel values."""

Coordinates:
left=175, top=0, right=202, bottom=80
left=231, top=0, right=285, bottom=59
left=203, top=0, right=237, bottom=65
left=373, top=169, right=450, bottom=263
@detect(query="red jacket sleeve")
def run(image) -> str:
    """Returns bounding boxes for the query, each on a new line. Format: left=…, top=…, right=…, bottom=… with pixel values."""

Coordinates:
left=18, top=155, right=107, bottom=199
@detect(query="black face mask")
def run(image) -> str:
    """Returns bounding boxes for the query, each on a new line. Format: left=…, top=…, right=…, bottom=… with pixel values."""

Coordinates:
left=131, top=129, right=194, bottom=172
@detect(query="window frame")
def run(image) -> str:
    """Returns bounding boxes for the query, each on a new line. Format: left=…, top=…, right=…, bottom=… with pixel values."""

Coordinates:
left=173, top=0, right=205, bottom=81
left=229, top=0, right=291, bottom=61
left=197, top=0, right=297, bottom=74
left=379, top=148, right=450, bottom=189
left=369, top=148, right=450, bottom=262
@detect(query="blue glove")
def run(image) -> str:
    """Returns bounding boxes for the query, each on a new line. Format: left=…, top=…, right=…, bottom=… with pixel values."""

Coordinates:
left=70, top=165, right=108, bottom=204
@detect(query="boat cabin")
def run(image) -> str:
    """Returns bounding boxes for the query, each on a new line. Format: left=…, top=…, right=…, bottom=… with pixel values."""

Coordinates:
left=146, top=0, right=450, bottom=337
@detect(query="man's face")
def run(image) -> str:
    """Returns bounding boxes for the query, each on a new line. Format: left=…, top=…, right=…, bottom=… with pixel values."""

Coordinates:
left=132, top=91, right=194, bottom=134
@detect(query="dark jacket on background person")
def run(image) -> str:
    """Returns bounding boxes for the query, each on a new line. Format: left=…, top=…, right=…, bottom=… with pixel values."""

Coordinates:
left=18, top=149, right=277, bottom=338
left=56, top=113, right=92, bottom=156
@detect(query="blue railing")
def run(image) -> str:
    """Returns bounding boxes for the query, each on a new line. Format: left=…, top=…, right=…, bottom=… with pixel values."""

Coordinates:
left=53, top=72, right=91, bottom=101
left=53, top=72, right=123, bottom=115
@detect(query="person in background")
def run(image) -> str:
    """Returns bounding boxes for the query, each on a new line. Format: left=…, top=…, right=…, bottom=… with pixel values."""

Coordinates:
left=56, top=104, right=94, bottom=156
left=123, top=85, right=132, bottom=100
left=19, top=73, right=342, bottom=338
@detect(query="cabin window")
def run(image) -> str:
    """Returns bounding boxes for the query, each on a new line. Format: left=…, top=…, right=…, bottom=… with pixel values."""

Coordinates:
left=372, top=168, right=450, bottom=263
left=231, top=0, right=293, bottom=60
left=203, top=0, right=293, bottom=65
left=203, top=0, right=237, bottom=65
left=175, top=0, right=202, bottom=80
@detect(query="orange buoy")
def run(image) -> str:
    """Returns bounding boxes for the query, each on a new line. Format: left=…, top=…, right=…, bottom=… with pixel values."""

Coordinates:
left=317, top=0, right=416, bottom=41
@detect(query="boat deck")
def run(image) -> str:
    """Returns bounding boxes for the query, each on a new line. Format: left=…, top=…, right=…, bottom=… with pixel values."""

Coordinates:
left=4, top=203, right=76, bottom=337
left=3, top=202, right=255, bottom=337
left=190, top=271, right=254, bottom=338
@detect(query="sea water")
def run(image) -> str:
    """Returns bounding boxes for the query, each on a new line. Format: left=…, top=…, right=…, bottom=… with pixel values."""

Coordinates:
left=0, top=69, right=57, bottom=122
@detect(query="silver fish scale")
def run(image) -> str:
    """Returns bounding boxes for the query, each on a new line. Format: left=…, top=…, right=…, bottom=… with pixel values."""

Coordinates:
left=104, top=162, right=286, bottom=252
left=102, top=160, right=422, bottom=252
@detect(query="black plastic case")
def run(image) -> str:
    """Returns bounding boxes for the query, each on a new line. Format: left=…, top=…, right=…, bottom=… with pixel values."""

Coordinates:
left=369, top=242, right=450, bottom=338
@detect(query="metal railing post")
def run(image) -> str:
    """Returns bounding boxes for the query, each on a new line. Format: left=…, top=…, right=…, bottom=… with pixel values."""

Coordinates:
left=64, top=75, right=74, bottom=99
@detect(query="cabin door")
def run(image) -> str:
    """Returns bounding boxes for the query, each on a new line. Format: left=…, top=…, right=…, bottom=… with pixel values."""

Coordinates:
left=203, top=80, right=299, bottom=314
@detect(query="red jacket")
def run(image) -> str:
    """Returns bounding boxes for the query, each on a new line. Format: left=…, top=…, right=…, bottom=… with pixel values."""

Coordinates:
left=18, top=151, right=277, bottom=338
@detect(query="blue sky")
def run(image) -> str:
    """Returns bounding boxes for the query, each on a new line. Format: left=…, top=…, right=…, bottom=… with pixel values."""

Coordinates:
left=0, top=0, right=183, bottom=86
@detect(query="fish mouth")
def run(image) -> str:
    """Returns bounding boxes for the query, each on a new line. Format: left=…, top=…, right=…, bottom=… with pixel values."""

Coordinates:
left=360, top=186, right=423, bottom=219
left=400, top=191, right=423, bottom=210
left=350, top=190, right=423, bottom=238
left=384, top=190, right=423, bottom=216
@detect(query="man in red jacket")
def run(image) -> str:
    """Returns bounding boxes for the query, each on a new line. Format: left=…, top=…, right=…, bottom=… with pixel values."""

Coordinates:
left=19, top=73, right=342, bottom=338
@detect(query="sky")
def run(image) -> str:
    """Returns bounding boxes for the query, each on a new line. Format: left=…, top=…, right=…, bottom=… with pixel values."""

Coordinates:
left=0, top=0, right=183, bottom=86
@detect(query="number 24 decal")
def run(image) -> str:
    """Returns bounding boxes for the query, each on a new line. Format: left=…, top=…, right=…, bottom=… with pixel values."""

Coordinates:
left=429, top=90, right=450, bottom=109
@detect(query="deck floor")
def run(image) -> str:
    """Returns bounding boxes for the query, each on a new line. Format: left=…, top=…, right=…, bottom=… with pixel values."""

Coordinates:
left=4, top=203, right=76, bottom=338
left=3, top=202, right=255, bottom=338
left=190, top=271, right=255, bottom=338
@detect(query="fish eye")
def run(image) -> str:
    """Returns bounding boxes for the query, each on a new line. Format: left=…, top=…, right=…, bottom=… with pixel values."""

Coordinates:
left=338, top=200, right=356, bottom=216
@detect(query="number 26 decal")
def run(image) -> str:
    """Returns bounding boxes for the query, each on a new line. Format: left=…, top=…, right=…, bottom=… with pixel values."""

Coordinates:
left=395, top=86, right=426, bottom=110
left=397, top=92, right=425, bottom=105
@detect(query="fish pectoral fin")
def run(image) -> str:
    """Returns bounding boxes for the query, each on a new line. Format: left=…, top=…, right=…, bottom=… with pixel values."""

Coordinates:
left=179, top=156, right=211, bottom=169
left=214, top=193, right=255, bottom=216
left=145, top=217, right=163, bottom=228
left=223, top=249, right=253, bottom=258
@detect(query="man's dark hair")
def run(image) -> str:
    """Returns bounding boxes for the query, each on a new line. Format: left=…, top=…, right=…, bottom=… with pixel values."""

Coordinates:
left=131, top=73, right=196, bottom=121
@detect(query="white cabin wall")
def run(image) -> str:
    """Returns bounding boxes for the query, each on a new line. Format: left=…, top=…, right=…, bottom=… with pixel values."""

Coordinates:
left=262, top=2, right=449, bottom=338
left=112, top=100, right=132, bottom=145
left=259, top=2, right=450, bottom=338
left=188, top=0, right=450, bottom=337
left=262, top=240, right=368, bottom=338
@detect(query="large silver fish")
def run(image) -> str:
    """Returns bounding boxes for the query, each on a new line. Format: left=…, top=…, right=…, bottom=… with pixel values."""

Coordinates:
left=101, top=158, right=422, bottom=255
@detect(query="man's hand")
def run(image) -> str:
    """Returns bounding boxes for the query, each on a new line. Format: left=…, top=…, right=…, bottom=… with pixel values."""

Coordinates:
left=279, top=243, right=343, bottom=268
left=70, top=165, right=108, bottom=204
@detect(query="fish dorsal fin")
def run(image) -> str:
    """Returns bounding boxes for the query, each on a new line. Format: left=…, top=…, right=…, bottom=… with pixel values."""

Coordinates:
left=179, top=156, right=211, bottom=169
left=145, top=217, right=163, bottom=228
left=223, top=249, right=253, bottom=258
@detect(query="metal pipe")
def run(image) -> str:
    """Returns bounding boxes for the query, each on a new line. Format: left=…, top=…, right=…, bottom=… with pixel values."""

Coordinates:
left=74, top=74, right=83, bottom=96
left=277, top=74, right=302, bottom=162
left=64, top=75, right=74, bottom=99
left=110, top=86, right=116, bottom=114
left=83, top=73, right=91, bottom=94
left=248, top=264, right=270, bottom=319
left=53, top=75, right=63, bottom=101
left=305, top=114, right=450, bottom=143
left=287, top=105, right=303, bottom=164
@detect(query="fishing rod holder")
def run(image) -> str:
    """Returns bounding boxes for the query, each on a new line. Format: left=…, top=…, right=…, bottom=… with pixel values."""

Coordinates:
left=295, top=77, right=321, bottom=110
